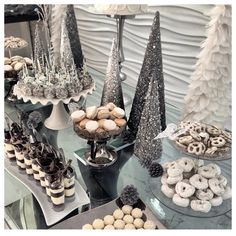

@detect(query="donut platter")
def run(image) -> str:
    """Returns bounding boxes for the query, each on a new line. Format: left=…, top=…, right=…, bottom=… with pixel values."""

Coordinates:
left=72, top=103, right=126, bottom=141
left=50, top=198, right=166, bottom=229
left=170, top=121, right=231, bottom=160
left=149, top=157, right=231, bottom=218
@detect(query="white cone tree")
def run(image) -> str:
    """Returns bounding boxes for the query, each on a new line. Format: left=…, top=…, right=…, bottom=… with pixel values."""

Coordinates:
left=184, top=5, right=231, bottom=128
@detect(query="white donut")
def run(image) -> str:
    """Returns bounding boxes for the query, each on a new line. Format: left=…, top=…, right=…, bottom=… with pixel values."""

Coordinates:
left=85, top=120, right=99, bottom=133
left=190, top=200, right=211, bottom=213
left=178, top=157, right=194, bottom=172
left=189, top=174, right=208, bottom=190
left=166, top=174, right=183, bottom=185
left=195, top=189, right=214, bottom=200
left=167, top=162, right=183, bottom=177
left=198, top=164, right=221, bottom=179
left=71, top=110, right=86, bottom=122
left=161, top=184, right=175, bottom=198
left=172, top=194, right=190, bottom=207
left=216, top=175, right=227, bottom=187
left=162, top=162, right=171, bottom=171
left=175, top=181, right=195, bottom=198
left=209, top=196, right=223, bottom=207
left=222, top=185, right=232, bottom=200
left=182, top=179, right=190, bottom=184
left=161, top=173, right=168, bottom=185
left=208, top=178, right=225, bottom=196
left=86, top=106, right=98, bottom=119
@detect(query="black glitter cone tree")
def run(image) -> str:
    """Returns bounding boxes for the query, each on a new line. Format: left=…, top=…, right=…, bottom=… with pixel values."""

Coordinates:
left=65, top=5, right=84, bottom=70
left=127, top=11, right=166, bottom=142
left=134, top=73, right=162, bottom=169
left=100, top=38, right=125, bottom=110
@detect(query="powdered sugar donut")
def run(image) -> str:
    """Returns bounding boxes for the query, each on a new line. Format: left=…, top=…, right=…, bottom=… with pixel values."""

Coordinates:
left=167, top=162, right=183, bottom=177
left=166, top=174, right=183, bottom=185
left=222, top=185, right=232, bottom=200
left=215, top=175, right=227, bottom=187
left=190, top=200, right=211, bottom=213
left=172, top=194, right=190, bottom=207
left=85, top=120, right=99, bottom=133
left=161, top=173, right=168, bottom=185
left=161, top=184, right=175, bottom=198
left=162, top=162, right=171, bottom=171
left=198, top=164, right=221, bottom=179
left=195, top=189, right=214, bottom=200
left=175, top=181, right=195, bottom=198
left=71, top=110, right=85, bottom=123
left=209, top=196, right=223, bottom=206
left=189, top=174, right=208, bottom=190
left=177, top=157, right=194, bottom=172
left=208, top=178, right=225, bottom=196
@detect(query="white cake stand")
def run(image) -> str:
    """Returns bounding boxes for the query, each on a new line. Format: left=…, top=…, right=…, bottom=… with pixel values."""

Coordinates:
left=13, top=83, right=96, bottom=130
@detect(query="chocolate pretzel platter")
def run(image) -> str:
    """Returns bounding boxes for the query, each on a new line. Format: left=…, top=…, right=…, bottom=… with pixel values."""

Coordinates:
left=171, top=121, right=231, bottom=160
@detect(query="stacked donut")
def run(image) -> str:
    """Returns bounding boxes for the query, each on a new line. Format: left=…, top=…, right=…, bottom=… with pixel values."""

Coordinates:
left=174, top=121, right=231, bottom=158
left=161, top=157, right=231, bottom=213
left=72, top=103, right=126, bottom=139
left=4, top=56, right=33, bottom=78
left=82, top=205, right=157, bottom=230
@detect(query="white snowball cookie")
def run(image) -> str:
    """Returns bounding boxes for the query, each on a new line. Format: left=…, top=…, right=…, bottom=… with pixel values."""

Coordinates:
left=86, top=106, right=97, bottom=119
left=122, top=205, right=133, bottom=215
left=131, top=208, right=143, bottom=218
left=104, top=225, right=115, bottom=230
left=123, top=214, right=134, bottom=224
left=143, top=220, right=156, bottom=229
left=92, top=218, right=104, bottom=229
left=124, top=223, right=136, bottom=229
left=133, top=218, right=144, bottom=229
left=113, top=219, right=125, bottom=229
left=104, top=215, right=115, bottom=225
left=113, top=209, right=124, bottom=219
left=82, top=224, right=93, bottom=229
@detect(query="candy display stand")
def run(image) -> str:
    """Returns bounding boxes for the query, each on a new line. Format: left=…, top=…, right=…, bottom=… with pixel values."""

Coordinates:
left=13, top=82, right=95, bottom=130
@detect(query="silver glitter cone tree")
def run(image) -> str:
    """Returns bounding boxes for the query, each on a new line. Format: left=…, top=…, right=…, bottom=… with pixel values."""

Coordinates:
left=134, top=73, right=162, bottom=169
left=127, top=11, right=166, bottom=141
left=34, top=24, right=45, bottom=68
left=101, top=38, right=125, bottom=109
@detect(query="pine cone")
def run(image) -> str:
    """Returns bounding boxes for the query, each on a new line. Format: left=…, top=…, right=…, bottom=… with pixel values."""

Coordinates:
left=29, top=111, right=43, bottom=124
left=27, top=119, right=38, bottom=129
left=120, top=185, right=139, bottom=206
left=148, top=161, right=164, bottom=177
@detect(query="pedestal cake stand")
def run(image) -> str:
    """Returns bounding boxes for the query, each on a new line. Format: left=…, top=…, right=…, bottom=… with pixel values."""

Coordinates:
left=13, top=82, right=96, bottom=130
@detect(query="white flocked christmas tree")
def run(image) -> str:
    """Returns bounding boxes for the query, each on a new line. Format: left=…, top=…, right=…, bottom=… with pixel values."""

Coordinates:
left=184, top=5, right=231, bottom=128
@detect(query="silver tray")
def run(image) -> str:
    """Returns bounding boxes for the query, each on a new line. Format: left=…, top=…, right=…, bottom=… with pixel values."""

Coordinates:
left=4, top=158, right=90, bottom=226
left=50, top=198, right=167, bottom=229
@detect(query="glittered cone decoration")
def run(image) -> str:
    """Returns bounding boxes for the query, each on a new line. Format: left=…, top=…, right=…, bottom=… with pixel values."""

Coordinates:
left=134, top=74, right=162, bottom=169
left=101, top=38, right=125, bottom=110
left=65, top=5, right=84, bottom=70
left=127, top=11, right=166, bottom=142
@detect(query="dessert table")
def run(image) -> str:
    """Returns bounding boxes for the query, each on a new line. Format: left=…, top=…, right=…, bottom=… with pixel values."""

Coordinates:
left=4, top=68, right=231, bottom=229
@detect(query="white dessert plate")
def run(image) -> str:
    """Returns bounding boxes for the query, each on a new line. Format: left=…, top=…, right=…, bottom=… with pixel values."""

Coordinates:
left=4, top=158, right=90, bottom=226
